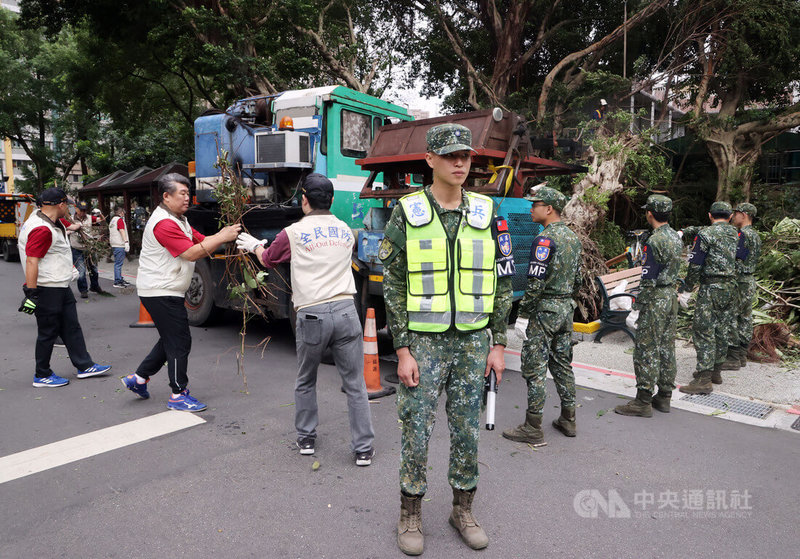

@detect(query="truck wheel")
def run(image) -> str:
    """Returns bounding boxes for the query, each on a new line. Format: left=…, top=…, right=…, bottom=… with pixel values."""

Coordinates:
left=2, top=239, right=15, bottom=262
left=185, top=259, right=222, bottom=326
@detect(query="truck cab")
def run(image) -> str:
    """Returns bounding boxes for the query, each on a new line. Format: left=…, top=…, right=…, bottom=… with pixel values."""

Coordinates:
left=186, top=87, right=413, bottom=325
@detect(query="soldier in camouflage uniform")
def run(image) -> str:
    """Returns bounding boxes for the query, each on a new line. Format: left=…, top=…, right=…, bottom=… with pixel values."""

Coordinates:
left=380, top=123, right=513, bottom=555
left=615, top=195, right=682, bottom=417
left=679, top=201, right=738, bottom=394
left=724, top=203, right=762, bottom=369
left=502, top=186, right=582, bottom=445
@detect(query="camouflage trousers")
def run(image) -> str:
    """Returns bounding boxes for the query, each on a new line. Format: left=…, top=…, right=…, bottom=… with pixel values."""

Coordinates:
left=633, top=287, right=677, bottom=393
left=521, top=299, right=575, bottom=414
left=397, top=329, right=489, bottom=496
left=732, top=275, right=756, bottom=348
left=693, top=281, right=736, bottom=371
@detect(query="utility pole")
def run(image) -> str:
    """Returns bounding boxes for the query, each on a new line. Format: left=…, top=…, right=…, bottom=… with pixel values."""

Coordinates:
left=3, top=137, right=14, bottom=193
left=623, top=0, right=628, bottom=79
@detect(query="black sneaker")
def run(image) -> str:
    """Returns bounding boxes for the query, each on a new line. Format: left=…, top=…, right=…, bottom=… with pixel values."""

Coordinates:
left=80, top=291, right=88, bottom=299
left=355, top=448, right=375, bottom=467
left=296, top=437, right=315, bottom=455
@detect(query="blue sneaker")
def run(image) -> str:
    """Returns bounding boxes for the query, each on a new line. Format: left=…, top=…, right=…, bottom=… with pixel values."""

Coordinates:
left=77, top=363, right=112, bottom=379
left=121, top=374, right=150, bottom=399
left=167, top=390, right=207, bottom=412
left=33, top=374, right=69, bottom=388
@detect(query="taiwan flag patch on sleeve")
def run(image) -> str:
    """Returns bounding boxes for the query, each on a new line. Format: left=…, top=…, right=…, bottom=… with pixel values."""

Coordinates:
left=528, top=236, right=555, bottom=278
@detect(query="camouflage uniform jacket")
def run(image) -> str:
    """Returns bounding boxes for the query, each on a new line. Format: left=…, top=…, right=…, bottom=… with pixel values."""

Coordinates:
left=518, top=221, right=582, bottom=318
left=636, top=224, right=682, bottom=308
left=735, top=225, right=761, bottom=277
left=380, top=186, right=513, bottom=349
left=684, top=221, right=737, bottom=290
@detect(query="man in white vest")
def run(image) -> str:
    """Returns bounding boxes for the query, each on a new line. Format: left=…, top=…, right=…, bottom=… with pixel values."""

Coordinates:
left=121, top=173, right=240, bottom=411
left=18, top=188, right=112, bottom=388
left=108, top=206, right=131, bottom=288
left=236, top=173, right=375, bottom=466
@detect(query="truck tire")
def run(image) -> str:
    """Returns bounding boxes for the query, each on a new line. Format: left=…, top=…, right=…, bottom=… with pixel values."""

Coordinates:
left=185, top=259, right=223, bottom=326
left=2, top=239, right=16, bottom=262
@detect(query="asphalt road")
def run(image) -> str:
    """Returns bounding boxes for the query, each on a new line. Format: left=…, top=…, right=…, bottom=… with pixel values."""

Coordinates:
left=1, top=261, right=798, bottom=558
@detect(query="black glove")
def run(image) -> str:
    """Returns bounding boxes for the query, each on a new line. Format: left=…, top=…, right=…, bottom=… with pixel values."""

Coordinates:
left=19, top=286, right=39, bottom=314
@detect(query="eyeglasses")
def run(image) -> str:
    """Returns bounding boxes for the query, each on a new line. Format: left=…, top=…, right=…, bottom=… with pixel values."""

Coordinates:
left=531, top=202, right=550, bottom=208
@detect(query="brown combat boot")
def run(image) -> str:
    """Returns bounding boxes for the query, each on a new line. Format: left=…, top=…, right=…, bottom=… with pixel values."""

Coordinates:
left=720, top=348, right=741, bottom=371
left=711, top=363, right=723, bottom=384
left=614, top=389, right=653, bottom=417
left=502, top=412, right=547, bottom=446
left=449, top=488, right=489, bottom=550
left=552, top=406, right=577, bottom=437
left=398, top=493, right=424, bottom=556
left=738, top=344, right=749, bottom=367
left=652, top=390, right=672, bottom=413
left=679, top=370, right=713, bottom=394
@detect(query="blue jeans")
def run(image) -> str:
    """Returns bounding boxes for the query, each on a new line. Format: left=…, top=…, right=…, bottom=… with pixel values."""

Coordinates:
left=113, top=247, right=126, bottom=283
left=71, top=248, right=100, bottom=293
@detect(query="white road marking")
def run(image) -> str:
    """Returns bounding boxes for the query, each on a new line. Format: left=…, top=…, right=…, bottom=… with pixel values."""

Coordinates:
left=0, top=411, right=205, bottom=484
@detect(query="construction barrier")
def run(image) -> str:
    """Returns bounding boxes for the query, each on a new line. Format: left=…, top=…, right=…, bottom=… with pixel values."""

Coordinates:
left=129, top=301, right=155, bottom=328
left=363, top=307, right=395, bottom=399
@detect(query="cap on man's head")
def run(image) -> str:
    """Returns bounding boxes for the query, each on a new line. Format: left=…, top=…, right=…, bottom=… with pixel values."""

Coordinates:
left=735, top=202, right=757, bottom=217
left=526, top=186, right=568, bottom=212
left=709, top=201, right=732, bottom=214
left=600, top=98, right=608, bottom=106
left=76, top=200, right=89, bottom=211
left=40, top=187, right=67, bottom=205
left=426, top=123, right=477, bottom=155
left=642, top=194, right=672, bottom=213
left=302, top=173, right=334, bottom=201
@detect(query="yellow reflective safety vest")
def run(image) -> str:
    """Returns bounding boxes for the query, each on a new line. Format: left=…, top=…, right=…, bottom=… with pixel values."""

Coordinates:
left=400, top=190, right=496, bottom=333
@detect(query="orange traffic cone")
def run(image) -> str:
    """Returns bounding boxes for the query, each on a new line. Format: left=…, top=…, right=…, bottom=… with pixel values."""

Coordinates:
left=129, top=301, right=155, bottom=328
left=363, top=307, right=395, bottom=399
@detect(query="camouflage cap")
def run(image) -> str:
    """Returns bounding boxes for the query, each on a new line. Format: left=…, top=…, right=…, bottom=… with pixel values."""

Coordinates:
left=526, top=186, right=568, bottom=212
left=642, top=194, right=672, bottom=213
left=426, top=123, right=477, bottom=155
left=734, top=202, right=757, bottom=217
left=709, top=201, right=733, bottom=214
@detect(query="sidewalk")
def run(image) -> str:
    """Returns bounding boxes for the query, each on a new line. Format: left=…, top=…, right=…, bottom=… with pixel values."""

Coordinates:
left=95, top=255, right=139, bottom=286
left=504, top=327, right=800, bottom=432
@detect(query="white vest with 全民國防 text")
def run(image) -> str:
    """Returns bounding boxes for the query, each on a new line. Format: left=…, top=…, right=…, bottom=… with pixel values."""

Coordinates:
left=18, top=211, right=74, bottom=287
left=285, top=212, right=356, bottom=310
left=400, top=190, right=496, bottom=333
left=137, top=205, right=196, bottom=297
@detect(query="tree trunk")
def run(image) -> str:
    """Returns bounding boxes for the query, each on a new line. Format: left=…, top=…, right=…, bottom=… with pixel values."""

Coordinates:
left=704, top=130, right=736, bottom=201
left=562, top=132, right=641, bottom=236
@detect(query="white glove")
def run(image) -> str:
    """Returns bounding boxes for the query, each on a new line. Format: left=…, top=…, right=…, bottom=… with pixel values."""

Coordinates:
left=236, top=232, right=267, bottom=253
left=71, top=267, right=79, bottom=282
left=678, top=292, right=692, bottom=309
left=514, top=317, right=529, bottom=341
left=124, top=241, right=130, bottom=253
left=677, top=230, right=684, bottom=239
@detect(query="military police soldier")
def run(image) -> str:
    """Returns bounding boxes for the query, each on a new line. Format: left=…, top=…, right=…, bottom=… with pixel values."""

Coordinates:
left=724, top=203, right=761, bottom=369
left=502, top=186, right=582, bottom=445
left=380, top=123, right=513, bottom=555
left=615, top=195, right=682, bottom=417
left=678, top=201, right=738, bottom=394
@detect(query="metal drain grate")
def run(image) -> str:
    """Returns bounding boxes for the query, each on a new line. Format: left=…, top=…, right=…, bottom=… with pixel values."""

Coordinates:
left=792, top=416, right=800, bottom=431
left=679, top=393, right=774, bottom=419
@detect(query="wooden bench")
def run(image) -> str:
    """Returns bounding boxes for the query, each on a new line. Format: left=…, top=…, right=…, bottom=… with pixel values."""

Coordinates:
left=594, top=266, right=643, bottom=343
